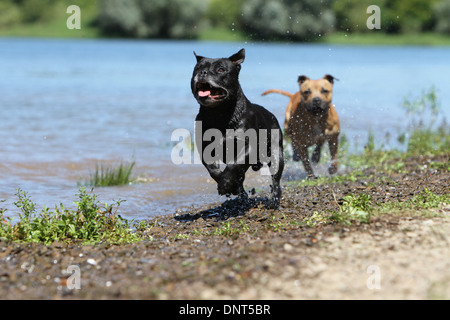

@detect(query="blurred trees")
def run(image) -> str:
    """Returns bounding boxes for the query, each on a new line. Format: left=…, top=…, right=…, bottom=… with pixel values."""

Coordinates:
left=333, top=0, right=442, bottom=34
left=0, top=0, right=57, bottom=28
left=240, top=0, right=336, bottom=41
left=97, top=0, right=206, bottom=38
left=2, top=0, right=450, bottom=39
left=433, top=0, right=450, bottom=34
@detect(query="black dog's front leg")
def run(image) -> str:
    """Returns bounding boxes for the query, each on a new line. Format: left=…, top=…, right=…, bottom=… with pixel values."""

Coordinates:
left=203, top=161, right=222, bottom=184
left=218, top=164, right=249, bottom=197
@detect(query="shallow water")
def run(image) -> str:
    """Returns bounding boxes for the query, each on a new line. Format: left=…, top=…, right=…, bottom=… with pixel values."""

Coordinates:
left=0, top=38, right=449, bottom=219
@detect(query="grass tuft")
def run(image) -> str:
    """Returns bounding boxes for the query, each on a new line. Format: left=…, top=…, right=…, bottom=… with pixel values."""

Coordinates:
left=82, top=160, right=136, bottom=187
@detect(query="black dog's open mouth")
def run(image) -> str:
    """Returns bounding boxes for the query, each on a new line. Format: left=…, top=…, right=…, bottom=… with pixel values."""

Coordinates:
left=196, top=82, right=227, bottom=101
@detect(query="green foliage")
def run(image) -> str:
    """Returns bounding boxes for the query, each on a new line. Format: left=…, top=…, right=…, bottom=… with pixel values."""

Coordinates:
left=81, top=160, right=136, bottom=187
left=378, top=189, right=449, bottom=215
left=97, top=0, right=206, bottom=38
left=0, top=0, right=58, bottom=27
left=307, top=189, right=449, bottom=227
left=330, top=193, right=374, bottom=224
left=333, top=0, right=439, bottom=34
left=0, top=1, right=21, bottom=28
left=399, top=86, right=448, bottom=156
left=433, top=0, right=450, bottom=34
left=241, top=0, right=335, bottom=41
left=205, top=0, right=243, bottom=29
left=0, top=188, right=141, bottom=244
left=213, top=219, right=250, bottom=237
left=3, top=0, right=450, bottom=41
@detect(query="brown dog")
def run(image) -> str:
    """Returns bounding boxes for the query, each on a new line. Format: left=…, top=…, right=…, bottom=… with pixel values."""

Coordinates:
left=262, top=75, right=340, bottom=177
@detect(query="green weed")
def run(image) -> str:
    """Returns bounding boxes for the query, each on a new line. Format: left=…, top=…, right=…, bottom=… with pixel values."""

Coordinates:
left=0, top=188, right=141, bottom=244
left=213, top=219, right=251, bottom=237
left=81, top=160, right=136, bottom=187
left=303, top=211, right=329, bottom=227
left=330, top=193, right=375, bottom=225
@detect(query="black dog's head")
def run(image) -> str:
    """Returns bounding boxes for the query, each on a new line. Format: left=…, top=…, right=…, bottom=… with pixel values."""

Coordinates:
left=191, top=49, right=245, bottom=107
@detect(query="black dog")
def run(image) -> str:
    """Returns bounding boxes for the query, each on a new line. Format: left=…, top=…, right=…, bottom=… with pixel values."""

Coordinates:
left=191, top=48, right=284, bottom=209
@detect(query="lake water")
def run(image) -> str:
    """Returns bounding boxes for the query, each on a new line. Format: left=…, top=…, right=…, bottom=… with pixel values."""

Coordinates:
left=0, top=38, right=449, bottom=219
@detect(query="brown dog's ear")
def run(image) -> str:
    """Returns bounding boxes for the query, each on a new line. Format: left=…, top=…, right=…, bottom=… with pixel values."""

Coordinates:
left=193, top=51, right=205, bottom=63
left=323, top=74, right=338, bottom=83
left=229, top=48, right=245, bottom=65
left=298, top=75, right=309, bottom=84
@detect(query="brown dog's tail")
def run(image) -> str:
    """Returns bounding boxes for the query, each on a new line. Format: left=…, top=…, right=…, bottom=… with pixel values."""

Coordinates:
left=261, top=89, right=294, bottom=98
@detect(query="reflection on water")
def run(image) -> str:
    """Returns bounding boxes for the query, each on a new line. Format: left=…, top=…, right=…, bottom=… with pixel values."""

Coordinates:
left=0, top=38, right=449, bottom=219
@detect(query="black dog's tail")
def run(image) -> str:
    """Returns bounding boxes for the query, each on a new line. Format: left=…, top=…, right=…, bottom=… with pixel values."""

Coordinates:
left=261, top=89, right=294, bottom=98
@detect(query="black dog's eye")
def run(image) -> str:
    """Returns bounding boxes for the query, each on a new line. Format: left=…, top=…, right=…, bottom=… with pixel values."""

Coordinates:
left=217, top=67, right=226, bottom=73
left=303, top=89, right=311, bottom=95
left=322, top=89, right=329, bottom=94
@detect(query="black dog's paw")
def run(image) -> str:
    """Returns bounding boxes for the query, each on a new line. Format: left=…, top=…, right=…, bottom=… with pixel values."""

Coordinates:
left=264, top=197, right=280, bottom=210
left=218, top=177, right=240, bottom=196
left=264, top=185, right=281, bottom=209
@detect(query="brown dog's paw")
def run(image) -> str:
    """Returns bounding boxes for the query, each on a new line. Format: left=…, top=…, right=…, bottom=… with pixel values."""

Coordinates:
left=328, top=164, right=338, bottom=175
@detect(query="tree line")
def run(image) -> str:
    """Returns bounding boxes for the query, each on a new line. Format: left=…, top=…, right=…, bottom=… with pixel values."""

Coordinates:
left=1, top=0, right=449, bottom=40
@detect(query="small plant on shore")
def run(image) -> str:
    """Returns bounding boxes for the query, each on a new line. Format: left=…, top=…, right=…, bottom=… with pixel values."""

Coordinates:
left=399, top=86, right=449, bottom=156
left=0, top=188, right=141, bottom=244
left=81, top=160, right=136, bottom=187
left=330, top=193, right=375, bottom=225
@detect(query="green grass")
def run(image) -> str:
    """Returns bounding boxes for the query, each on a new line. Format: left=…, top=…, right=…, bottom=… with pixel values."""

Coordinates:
left=198, top=26, right=249, bottom=42
left=81, top=161, right=136, bottom=187
left=322, top=32, right=450, bottom=46
left=301, top=189, right=449, bottom=227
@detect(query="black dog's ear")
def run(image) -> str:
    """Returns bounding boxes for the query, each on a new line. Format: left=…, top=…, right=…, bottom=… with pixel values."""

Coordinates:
left=323, top=74, right=339, bottom=83
left=193, top=51, right=205, bottom=63
left=298, top=75, right=309, bottom=85
left=229, top=48, right=245, bottom=65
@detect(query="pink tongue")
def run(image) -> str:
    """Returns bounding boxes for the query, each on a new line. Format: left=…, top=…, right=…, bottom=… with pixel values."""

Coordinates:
left=198, top=90, right=210, bottom=97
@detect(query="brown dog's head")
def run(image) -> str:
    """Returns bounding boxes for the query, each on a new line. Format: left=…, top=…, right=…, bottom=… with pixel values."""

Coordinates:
left=298, top=74, right=336, bottom=116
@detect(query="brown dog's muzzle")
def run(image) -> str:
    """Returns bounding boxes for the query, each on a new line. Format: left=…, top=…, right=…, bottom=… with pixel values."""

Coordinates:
left=306, top=97, right=329, bottom=115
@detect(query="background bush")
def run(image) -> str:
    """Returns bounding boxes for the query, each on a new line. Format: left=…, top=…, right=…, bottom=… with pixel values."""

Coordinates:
left=333, top=0, right=439, bottom=34
left=205, top=0, right=243, bottom=29
left=97, top=0, right=206, bottom=38
left=240, top=0, right=336, bottom=41
left=0, top=0, right=57, bottom=27
left=433, top=0, right=450, bottom=34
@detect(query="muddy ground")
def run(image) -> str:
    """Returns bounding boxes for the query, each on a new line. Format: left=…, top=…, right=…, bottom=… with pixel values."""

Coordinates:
left=0, top=155, right=449, bottom=300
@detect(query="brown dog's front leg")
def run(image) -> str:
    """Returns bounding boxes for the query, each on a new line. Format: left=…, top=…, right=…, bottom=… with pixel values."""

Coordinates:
left=328, top=134, right=339, bottom=175
left=298, top=148, right=315, bottom=178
